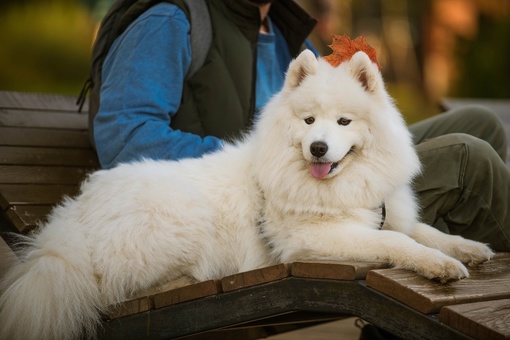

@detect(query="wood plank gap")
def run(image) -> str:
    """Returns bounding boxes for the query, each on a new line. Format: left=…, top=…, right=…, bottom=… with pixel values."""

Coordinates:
left=108, top=296, right=154, bottom=320
left=439, top=298, right=510, bottom=340
left=221, top=263, right=291, bottom=292
left=291, top=260, right=389, bottom=281
left=152, top=279, right=222, bottom=309
left=367, top=253, right=510, bottom=314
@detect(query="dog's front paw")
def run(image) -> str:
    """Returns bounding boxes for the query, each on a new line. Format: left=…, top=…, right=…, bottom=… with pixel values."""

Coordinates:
left=417, top=253, right=469, bottom=283
left=443, top=237, right=495, bottom=266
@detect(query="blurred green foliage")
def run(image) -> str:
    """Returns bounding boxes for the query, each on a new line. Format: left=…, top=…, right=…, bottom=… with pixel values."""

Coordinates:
left=0, top=0, right=95, bottom=95
left=387, top=83, right=439, bottom=125
left=452, top=15, right=510, bottom=99
left=0, top=0, right=508, bottom=109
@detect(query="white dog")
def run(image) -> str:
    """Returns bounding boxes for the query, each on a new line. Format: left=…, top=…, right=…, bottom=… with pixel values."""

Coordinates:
left=0, top=50, right=493, bottom=340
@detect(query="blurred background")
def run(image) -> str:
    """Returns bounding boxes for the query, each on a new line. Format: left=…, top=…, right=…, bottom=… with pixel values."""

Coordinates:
left=0, top=0, right=509, bottom=123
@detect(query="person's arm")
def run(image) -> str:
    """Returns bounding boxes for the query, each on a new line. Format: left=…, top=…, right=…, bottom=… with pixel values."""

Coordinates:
left=94, top=4, right=223, bottom=169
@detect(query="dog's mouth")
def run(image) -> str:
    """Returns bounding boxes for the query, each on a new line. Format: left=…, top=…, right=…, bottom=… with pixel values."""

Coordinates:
left=309, top=162, right=338, bottom=179
left=309, top=147, right=354, bottom=179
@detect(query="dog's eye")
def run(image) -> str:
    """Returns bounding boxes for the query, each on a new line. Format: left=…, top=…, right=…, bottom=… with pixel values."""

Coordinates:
left=337, top=118, right=351, bottom=126
left=304, top=117, right=315, bottom=125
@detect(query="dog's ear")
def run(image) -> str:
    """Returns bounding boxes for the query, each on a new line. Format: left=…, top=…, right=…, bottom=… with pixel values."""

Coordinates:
left=284, top=49, right=317, bottom=90
left=348, top=51, right=382, bottom=93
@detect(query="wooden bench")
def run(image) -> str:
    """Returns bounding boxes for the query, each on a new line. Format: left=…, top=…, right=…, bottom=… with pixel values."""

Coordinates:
left=1, top=90, right=509, bottom=340
left=0, top=90, right=98, bottom=237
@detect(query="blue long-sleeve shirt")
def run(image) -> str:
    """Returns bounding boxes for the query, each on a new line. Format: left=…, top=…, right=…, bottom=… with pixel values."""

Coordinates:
left=95, top=3, right=318, bottom=168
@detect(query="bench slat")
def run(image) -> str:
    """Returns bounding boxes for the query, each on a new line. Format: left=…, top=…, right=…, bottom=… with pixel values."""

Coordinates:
left=108, top=279, right=225, bottom=320
left=0, top=90, right=86, bottom=111
left=0, top=146, right=99, bottom=167
left=366, top=253, right=510, bottom=314
left=0, top=127, right=91, bottom=148
left=0, top=109, right=88, bottom=130
left=222, top=263, right=290, bottom=292
left=0, top=165, right=92, bottom=185
left=153, top=279, right=222, bottom=310
left=0, top=184, right=79, bottom=208
left=108, top=297, right=153, bottom=320
left=291, top=260, right=388, bottom=280
left=439, top=298, right=510, bottom=340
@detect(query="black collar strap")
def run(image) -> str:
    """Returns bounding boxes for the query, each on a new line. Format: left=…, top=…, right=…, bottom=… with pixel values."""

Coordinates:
left=379, top=203, right=386, bottom=230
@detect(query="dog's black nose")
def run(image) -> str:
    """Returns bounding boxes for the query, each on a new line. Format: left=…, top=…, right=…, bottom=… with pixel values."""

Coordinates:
left=310, top=141, right=328, bottom=157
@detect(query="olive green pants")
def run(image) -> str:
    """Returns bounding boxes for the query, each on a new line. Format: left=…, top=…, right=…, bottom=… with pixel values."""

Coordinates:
left=409, top=105, right=510, bottom=251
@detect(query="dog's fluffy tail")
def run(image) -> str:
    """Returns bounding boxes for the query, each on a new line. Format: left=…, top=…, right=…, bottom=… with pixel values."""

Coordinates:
left=0, top=225, right=102, bottom=340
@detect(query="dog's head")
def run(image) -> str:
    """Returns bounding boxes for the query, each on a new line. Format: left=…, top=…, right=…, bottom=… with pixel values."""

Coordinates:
left=253, top=49, right=419, bottom=209
left=279, top=49, right=397, bottom=180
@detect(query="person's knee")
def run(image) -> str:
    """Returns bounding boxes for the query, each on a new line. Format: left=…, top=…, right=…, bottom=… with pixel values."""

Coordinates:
left=416, top=132, right=504, bottom=181
left=450, top=105, right=498, bottom=124
left=452, top=105, right=507, bottom=160
left=447, top=133, right=501, bottom=173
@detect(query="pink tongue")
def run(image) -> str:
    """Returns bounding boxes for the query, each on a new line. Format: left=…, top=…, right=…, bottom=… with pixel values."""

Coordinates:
left=310, top=162, right=332, bottom=179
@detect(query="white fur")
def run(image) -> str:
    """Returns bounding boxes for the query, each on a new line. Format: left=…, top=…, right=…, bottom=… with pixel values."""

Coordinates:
left=0, top=50, right=494, bottom=339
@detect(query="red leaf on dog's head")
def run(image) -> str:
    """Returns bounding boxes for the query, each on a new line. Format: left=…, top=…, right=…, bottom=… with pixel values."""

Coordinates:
left=323, top=35, right=381, bottom=69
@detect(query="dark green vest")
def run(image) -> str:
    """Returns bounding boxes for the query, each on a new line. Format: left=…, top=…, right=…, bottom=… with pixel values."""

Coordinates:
left=171, top=0, right=316, bottom=141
